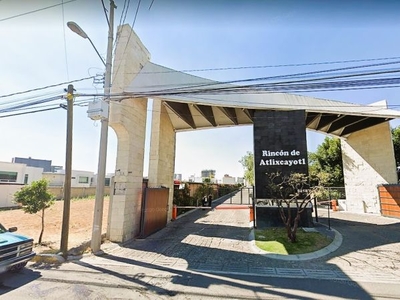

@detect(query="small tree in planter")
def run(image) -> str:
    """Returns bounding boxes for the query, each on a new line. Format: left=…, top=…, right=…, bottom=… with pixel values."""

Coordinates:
left=14, top=179, right=55, bottom=244
left=265, top=172, right=321, bottom=243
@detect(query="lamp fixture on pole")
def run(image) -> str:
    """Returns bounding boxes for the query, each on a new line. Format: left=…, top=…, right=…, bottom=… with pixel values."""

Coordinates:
left=67, top=21, right=106, bottom=67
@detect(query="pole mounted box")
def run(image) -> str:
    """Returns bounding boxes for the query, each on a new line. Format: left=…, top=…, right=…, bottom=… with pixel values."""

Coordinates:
left=87, top=100, right=109, bottom=120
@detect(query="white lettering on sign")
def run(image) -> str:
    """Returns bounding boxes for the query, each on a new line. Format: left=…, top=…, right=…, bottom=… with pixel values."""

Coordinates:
left=259, top=149, right=305, bottom=167
left=259, top=158, right=307, bottom=166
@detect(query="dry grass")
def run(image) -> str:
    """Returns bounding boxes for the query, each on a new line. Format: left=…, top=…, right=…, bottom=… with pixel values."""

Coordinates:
left=0, top=197, right=109, bottom=254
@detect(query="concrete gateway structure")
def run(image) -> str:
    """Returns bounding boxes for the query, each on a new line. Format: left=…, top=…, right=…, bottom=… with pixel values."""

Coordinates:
left=106, top=25, right=400, bottom=243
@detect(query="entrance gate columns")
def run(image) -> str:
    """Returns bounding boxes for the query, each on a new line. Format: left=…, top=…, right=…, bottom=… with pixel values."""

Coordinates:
left=341, top=121, right=397, bottom=213
left=148, top=98, right=176, bottom=222
left=107, top=25, right=150, bottom=242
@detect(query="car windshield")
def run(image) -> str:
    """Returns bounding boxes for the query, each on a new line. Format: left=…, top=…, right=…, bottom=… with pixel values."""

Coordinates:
left=0, top=223, right=7, bottom=233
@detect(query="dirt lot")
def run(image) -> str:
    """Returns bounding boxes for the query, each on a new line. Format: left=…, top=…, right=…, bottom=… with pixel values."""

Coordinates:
left=0, top=198, right=109, bottom=254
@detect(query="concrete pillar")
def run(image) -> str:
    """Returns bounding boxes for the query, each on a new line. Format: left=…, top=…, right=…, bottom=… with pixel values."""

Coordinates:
left=342, top=121, right=397, bottom=214
left=107, top=25, right=150, bottom=242
left=148, top=98, right=176, bottom=221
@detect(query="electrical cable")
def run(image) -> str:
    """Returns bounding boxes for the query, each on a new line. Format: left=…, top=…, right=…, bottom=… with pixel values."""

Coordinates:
left=149, top=0, right=155, bottom=10
left=130, top=60, right=400, bottom=95
left=0, top=76, right=95, bottom=99
left=112, top=0, right=140, bottom=87
left=120, top=56, right=400, bottom=77
left=61, top=0, right=70, bottom=81
left=0, top=107, right=62, bottom=118
left=131, top=0, right=141, bottom=29
left=0, top=0, right=77, bottom=22
left=101, top=0, right=111, bottom=28
left=114, top=0, right=131, bottom=55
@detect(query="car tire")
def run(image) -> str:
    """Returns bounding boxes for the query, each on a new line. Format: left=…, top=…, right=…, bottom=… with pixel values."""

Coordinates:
left=10, top=262, right=28, bottom=272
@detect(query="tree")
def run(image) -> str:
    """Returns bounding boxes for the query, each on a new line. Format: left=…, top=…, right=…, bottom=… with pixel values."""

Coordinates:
left=193, top=178, right=214, bottom=203
left=265, top=172, right=321, bottom=243
left=308, top=137, right=344, bottom=187
left=14, top=179, right=55, bottom=244
left=239, top=151, right=254, bottom=185
left=391, top=126, right=400, bottom=167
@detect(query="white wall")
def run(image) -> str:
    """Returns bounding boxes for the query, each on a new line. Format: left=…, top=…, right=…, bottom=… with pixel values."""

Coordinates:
left=71, top=170, right=94, bottom=188
left=26, top=166, right=44, bottom=184
left=0, top=183, right=23, bottom=208
left=43, top=172, right=65, bottom=186
left=44, top=170, right=95, bottom=187
left=222, top=176, right=236, bottom=185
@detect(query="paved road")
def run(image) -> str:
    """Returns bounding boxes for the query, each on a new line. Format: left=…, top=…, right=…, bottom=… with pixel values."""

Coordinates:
left=1, top=191, right=400, bottom=299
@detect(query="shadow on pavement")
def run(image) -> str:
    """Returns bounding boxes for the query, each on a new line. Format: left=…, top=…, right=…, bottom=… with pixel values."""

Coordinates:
left=70, top=192, right=400, bottom=298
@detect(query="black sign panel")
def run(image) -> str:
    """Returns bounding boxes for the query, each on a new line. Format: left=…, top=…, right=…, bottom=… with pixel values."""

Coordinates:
left=253, top=110, right=308, bottom=199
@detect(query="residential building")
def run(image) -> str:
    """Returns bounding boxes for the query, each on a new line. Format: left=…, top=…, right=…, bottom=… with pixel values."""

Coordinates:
left=43, top=170, right=95, bottom=188
left=0, top=161, right=44, bottom=208
left=201, top=169, right=216, bottom=180
left=237, top=177, right=245, bottom=185
left=222, top=174, right=236, bottom=185
left=92, top=173, right=114, bottom=187
left=12, top=157, right=52, bottom=172
left=0, top=161, right=43, bottom=184
left=188, top=175, right=203, bottom=183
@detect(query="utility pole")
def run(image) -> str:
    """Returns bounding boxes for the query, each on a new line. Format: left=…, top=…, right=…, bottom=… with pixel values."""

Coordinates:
left=60, top=84, right=74, bottom=258
left=91, top=0, right=115, bottom=253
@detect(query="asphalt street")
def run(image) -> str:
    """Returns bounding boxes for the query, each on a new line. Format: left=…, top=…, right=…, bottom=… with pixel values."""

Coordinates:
left=1, top=191, right=400, bottom=299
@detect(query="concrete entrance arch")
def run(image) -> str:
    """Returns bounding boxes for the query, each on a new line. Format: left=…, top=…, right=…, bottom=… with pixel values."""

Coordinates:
left=107, top=25, right=400, bottom=243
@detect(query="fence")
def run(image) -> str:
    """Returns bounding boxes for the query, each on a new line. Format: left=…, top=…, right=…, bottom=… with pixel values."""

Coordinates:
left=47, top=186, right=111, bottom=200
left=0, top=184, right=112, bottom=209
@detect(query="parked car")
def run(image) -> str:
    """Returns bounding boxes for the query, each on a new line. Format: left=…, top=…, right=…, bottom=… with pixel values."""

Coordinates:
left=0, top=223, right=35, bottom=273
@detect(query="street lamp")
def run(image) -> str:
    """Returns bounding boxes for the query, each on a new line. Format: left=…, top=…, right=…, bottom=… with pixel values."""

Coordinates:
left=67, top=0, right=115, bottom=254
left=67, top=22, right=106, bottom=67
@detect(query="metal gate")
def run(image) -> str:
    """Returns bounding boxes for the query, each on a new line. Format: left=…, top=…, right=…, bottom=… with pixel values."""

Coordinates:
left=214, top=187, right=256, bottom=226
left=378, top=184, right=400, bottom=218
left=140, top=187, right=169, bottom=238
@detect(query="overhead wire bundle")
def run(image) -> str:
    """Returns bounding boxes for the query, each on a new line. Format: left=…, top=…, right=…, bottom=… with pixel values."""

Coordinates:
left=2, top=56, right=400, bottom=119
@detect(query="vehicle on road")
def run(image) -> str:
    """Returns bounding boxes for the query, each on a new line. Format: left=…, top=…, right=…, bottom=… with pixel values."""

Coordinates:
left=0, top=223, right=35, bottom=273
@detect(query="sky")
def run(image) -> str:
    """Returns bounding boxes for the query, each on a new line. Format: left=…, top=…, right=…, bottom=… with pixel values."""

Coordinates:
left=1, top=0, right=400, bottom=181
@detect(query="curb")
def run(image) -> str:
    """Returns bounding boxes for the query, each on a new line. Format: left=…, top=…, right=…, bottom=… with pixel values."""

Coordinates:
left=249, top=226, right=343, bottom=261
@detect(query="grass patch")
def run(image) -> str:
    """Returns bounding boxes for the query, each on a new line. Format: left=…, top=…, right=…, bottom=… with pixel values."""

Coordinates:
left=255, top=227, right=332, bottom=255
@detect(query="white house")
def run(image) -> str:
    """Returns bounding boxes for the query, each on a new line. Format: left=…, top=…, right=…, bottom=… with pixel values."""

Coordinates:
left=222, top=174, right=236, bottom=185
left=0, top=161, right=43, bottom=184
left=0, top=161, right=44, bottom=208
left=43, top=170, right=95, bottom=188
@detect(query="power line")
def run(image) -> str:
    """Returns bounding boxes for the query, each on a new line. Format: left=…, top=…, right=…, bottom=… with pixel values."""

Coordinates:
left=0, top=95, right=64, bottom=113
left=61, top=0, right=70, bottom=81
left=0, top=76, right=95, bottom=99
left=118, top=0, right=130, bottom=27
left=101, top=0, right=111, bottom=28
left=148, top=0, right=155, bottom=10
left=123, top=56, right=400, bottom=76
left=0, top=0, right=77, bottom=22
left=131, top=0, right=141, bottom=29
left=115, top=58, right=400, bottom=97
left=0, top=106, right=61, bottom=119
left=112, top=0, right=141, bottom=85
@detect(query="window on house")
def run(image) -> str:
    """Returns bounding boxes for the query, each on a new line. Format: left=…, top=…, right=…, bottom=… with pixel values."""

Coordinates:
left=0, top=171, right=18, bottom=182
left=24, top=174, right=29, bottom=184
left=78, top=176, right=89, bottom=184
left=105, top=178, right=111, bottom=186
